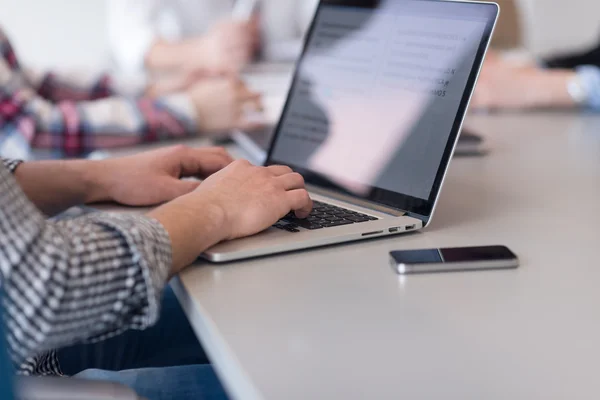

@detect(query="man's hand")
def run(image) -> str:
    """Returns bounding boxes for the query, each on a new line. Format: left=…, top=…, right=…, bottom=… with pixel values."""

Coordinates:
left=182, top=17, right=260, bottom=75
left=189, top=77, right=265, bottom=135
left=195, top=160, right=313, bottom=240
left=472, top=53, right=576, bottom=110
left=148, top=160, right=313, bottom=271
left=13, top=145, right=233, bottom=217
left=144, top=16, right=259, bottom=77
left=89, top=146, right=234, bottom=206
left=145, top=70, right=208, bottom=98
left=146, top=75, right=266, bottom=135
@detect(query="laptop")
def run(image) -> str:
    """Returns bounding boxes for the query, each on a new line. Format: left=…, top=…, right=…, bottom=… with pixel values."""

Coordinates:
left=204, top=0, right=499, bottom=262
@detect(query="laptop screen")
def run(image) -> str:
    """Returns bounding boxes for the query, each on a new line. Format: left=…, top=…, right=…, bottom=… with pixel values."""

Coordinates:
left=266, top=0, right=497, bottom=220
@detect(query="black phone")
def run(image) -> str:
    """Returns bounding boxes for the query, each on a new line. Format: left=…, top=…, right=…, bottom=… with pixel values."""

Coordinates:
left=455, top=128, right=487, bottom=156
left=390, top=245, right=519, bottom=275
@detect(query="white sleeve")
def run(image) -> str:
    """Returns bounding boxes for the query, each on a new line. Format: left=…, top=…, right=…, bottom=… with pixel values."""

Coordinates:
left=261, top=0, right=319, bottom=61
left=107, top=0, right=162, bottom=76
left=297, top=0, right=319, bottom=37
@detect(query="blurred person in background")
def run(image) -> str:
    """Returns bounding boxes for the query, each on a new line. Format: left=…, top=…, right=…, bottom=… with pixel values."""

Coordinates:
left=472, top=35, right=600, bottom=111
left=0, top=26, right=263, bottom=161
left=107, top=0, right=319, bottom=79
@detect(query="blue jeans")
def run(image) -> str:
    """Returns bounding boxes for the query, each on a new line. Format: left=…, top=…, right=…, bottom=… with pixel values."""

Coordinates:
left=56, top=286, right=229, bottom=400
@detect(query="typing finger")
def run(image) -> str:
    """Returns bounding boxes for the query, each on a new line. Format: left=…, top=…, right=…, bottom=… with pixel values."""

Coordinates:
left=286, top=189, right=313, bottom=219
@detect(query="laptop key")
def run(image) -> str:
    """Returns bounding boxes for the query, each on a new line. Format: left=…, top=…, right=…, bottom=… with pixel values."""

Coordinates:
left=278, top=201, right=377, bottom=230
left=294, top=220, right=324, bottom=230
left=330, top=211, right=347, bottom=216
left=346, top=216, right=370, bottom=223
left=273, top=222, right=301, bottom=233
left=338, top=213, right=356, bottom=219
left=322, top=220, right=354, bottom=227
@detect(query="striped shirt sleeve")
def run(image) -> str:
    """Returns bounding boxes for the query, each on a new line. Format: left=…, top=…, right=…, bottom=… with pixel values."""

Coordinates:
left=0, top=25, right=198, bottom=159
left=1, top=158, right=22, bottom=172
left=0, top=162, right=172, bottom=368
left=24, top=67, right=148, bottom=101
left=25, top=92, right=198, bottom=158
left=26, top=69, right=117, bottom=102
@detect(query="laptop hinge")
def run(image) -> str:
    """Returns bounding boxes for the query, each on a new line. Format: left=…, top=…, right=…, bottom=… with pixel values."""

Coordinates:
left=307, top=184, right=406, bottom=217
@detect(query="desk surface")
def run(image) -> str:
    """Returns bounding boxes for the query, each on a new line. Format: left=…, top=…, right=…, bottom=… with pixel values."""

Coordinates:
left=171, top=112, right=600, bottom=400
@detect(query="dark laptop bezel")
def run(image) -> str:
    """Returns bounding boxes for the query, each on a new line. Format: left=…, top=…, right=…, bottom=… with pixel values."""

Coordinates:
left=265, top=0, right=499, bottom=225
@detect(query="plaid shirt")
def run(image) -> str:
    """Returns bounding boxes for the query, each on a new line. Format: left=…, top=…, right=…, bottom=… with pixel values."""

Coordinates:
left=0, top=26, right=197, bottom=160
left=0, top=158, right=172, bottom=376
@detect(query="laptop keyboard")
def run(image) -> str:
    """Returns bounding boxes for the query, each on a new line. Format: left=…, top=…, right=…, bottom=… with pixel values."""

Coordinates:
left=273, top=201, right=378, bottom=232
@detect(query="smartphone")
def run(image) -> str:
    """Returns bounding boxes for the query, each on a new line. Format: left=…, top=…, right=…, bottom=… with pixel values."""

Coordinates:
left=390, top=245, right=518, bottom=275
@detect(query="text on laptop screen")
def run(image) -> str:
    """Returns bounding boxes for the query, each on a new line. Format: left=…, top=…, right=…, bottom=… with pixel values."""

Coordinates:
left=269, top=0, right=492, bottom=203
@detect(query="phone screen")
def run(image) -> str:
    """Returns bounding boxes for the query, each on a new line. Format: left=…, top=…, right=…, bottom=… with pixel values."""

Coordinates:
left=391, top=246, right=517, bottom=265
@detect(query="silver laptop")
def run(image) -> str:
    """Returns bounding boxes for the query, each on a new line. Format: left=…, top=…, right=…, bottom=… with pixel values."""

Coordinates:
left=204, top=0, right=499, bottom=262
left=233, top=125, right=488, bottom=165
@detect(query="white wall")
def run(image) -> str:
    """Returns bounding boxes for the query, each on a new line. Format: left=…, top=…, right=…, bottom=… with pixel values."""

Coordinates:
left=0, top=0, right=109, bottom=70
left=0, top=0, right=598, bottom=70
left=520, top=0, right=600, bottom=56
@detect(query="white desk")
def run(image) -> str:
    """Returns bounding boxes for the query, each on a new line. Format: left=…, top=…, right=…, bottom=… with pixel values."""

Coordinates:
left=99, top=65, right=600, bottom=399
left=170, top=112, right=600, bottom=400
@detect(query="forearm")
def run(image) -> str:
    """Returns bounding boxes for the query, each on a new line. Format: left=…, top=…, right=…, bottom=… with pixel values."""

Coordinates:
left=148, top=193, right=226, bottom=274
left=13, top=160, right=108, bottom=216
left=26, top=69, right=116, bottom=102
left=5, top=213, right=172, bottom=364
left=24, top=95, right=197, bottom=158
left=0, top=30, right=187, bottom=159
left=0, top=165, right=172, bottom=365
left=532, top=67, right=600, bottom=110
left=145, top=39, right=198, bottom=74
left=530, top=70, right=577, bottom=108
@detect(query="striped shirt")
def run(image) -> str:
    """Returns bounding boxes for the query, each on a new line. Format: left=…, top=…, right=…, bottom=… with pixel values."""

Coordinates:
left=0, top=26, right=197, bottom=160
left=0, top=158, right=172, bottom=376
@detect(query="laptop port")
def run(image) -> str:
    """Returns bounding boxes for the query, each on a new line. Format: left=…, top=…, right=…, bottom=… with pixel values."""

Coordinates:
left=362, top=230, right=384, bottom=237
left=405, top=224, right=417, bottom=231
left=389, top=227, right=399, bottom=233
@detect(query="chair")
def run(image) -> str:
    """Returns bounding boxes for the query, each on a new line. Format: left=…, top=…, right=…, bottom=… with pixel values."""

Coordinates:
left=0, top=299, right=143, bottom=400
